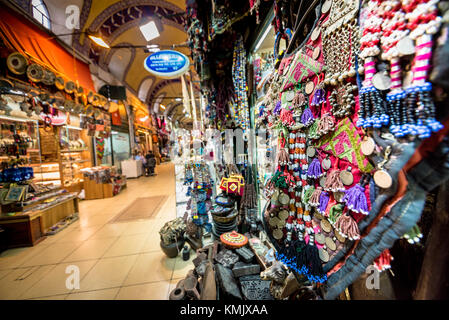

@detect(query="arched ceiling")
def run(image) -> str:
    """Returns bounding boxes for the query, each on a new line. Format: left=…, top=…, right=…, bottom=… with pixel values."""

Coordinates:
left=24, top=0, right=198, bottom=123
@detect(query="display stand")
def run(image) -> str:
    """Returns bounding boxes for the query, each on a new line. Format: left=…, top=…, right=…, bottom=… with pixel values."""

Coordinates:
left=0, top=193, right=79, bottom=248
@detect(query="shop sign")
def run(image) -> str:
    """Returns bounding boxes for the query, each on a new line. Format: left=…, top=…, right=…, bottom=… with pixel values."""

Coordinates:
left=144, top=50, right=190, bottom=79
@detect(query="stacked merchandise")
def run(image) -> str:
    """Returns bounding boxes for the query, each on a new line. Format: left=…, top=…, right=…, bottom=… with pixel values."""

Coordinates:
left=256, top=0, right=449, bottom=299
left=185, top=161, right=214, bottom=233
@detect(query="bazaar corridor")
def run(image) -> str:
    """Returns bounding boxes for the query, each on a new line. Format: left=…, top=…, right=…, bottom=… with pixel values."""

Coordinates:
left=0, top=163, right=193, bottom=300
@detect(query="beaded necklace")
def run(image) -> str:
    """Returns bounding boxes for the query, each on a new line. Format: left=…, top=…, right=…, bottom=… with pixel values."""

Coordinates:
left=232, top=35, right=250, bottom=130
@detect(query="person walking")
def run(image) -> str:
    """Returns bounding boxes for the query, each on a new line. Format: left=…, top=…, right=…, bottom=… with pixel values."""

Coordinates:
left=144, top=151, right=156, bottom=176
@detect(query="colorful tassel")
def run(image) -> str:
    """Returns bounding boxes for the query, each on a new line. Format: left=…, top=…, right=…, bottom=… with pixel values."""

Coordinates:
left=324, top=169, right=345, bottom=192
left=317, top=113, right=335, bottom=136
left=342, top=184, right=369, bottom=214
left=273, top=100, right=282, bottom=115
left=318, top=191, right=330, bottom=214
left=309, top=187, right=322, bottom=207
left=302, top=186, right=315, bottom=205
left=328, top=204, right=344, bottom=225
left=280, top=108, right=295, bottom=126
left=307, top=158, right=323, bottom=179
left=277, top=148, right=290, bottom=166
left=334, top=213, right=360, bottom=240
left=311, top=88, right=326, bottom=107
left=301, top=107, right=315, bottom=126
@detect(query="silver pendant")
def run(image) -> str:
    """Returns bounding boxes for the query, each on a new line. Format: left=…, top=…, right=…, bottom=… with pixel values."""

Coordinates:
left=321, top=0, right=332, bottom=14
left=322, top=158, right=331, bottom=170
left=361, top=136, right=376, bottom=156
left=372, top=72, right=391, bottom=91
left=340, top=168, right=354, bottom=186
left=285, top=90, right=295, bottom=102
left=313, top=46, right=321, bottom=60
left=397, top=36, right=415, bottom=56
left=311, top=27, right=321, bottom=42
left=373, top=169, right=393, bottom=189
left=306, top=146, right=316, bottom=158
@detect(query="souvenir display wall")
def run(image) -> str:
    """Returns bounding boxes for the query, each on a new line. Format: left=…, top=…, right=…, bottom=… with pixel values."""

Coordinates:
left=182, top=0, right=449, bottom=300
left=255, top=0, right=449, bottom=300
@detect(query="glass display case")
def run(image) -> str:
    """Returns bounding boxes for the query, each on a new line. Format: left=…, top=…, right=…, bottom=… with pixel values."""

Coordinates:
left=59, top=125, right=93, bottom=190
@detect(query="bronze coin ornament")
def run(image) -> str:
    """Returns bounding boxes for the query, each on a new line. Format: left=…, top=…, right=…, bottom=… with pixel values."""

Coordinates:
left=27, top=64, right=44, bottom=82
left=7, top=52, right=28, bottom=75
left=55, top=76, right=65, bottom=90
left=42, top=69, right=56, bottom=86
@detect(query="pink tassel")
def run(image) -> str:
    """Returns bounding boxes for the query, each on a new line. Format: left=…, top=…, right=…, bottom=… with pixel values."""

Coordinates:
left=317, top=113, right=335, bottom=136
left=277, top=148, right=290, bottom=166
left=280, top=108, right=295, bottom=126
left=334, top=213, right=360, bottom=240
left=324, top=170, right=345, bottom=192
left=309, top=187, right=322, bottom=207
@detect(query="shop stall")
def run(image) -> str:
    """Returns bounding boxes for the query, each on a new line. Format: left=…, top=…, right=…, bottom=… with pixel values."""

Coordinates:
left=167, top=0, right=449, bottom=300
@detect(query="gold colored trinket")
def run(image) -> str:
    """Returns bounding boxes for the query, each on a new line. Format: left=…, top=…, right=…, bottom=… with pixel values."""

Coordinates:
left=340, top=168, right=354, bottom=186
left=273, top=228, right=284, bottom=240
left=374, top=170, right=393, bottom=189
left=325, top=237, right=337, bottom=251
left=305, top=81, right=315, bottom=95
left=321, top=219, right=332, bottom=233
left=319, top=248, right=330, bottom=262
left=335, top=230, right=346, bottom=243
left=278, top=210, right=289, bottom=220
left=315, top=233, right=326, bottom=245
left=333, top=191, right=345, bottom=203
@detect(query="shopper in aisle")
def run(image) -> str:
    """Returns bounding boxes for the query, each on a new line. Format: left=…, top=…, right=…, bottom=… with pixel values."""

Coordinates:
left=144, top=151, right=157, bottom=176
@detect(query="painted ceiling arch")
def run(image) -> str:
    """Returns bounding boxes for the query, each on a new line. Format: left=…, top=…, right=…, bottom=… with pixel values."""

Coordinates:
left=22, top=0, right=194, bottom=115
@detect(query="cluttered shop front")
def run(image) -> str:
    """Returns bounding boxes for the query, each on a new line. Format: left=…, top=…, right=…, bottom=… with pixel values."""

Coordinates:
left=162, top=0, right=449, bottom=300
left=0, top=6, right=125, bottom=248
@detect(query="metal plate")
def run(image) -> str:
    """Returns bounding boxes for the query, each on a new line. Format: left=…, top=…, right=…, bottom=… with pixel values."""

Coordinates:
left=325, top=237, right=337, bottom=251
left=361, top=136, right=376, bottom=156
left=305, top=81, right=315, bottom=95
left=273, top=228, right=284, bottom=240
left=271, top=190, right=279, bottom=202
left=279, top=193, right=290, bottom=206
left=320, top=176, right=326, bottom=188
left=311, top=27, right=321, bottom=42
left=277, top=218, right=286, bottom=228
left=285, top=90, right=295, bottom=102
left=340, top=170, right=354, bottom=186
left=321, top=0, right=332, bottom=14
left=269, top=217, right=280, bottom=227
left=313, top=46, right=321, bottom=60
left=333, top=191, right=345, bottom=203
left=374, top=170, right=393, bottom=189
left=372, top=72, right=391, bottom=91
left=315, top=233, right=326, bottom=245
left=322, top=158, right=331, bottom=170
left=321, top=219, right=332, bottom=233
left=314, top=212, right=324, bottom=220
left=397, top=36, right=415, bottom=56
left=306, top=146, right=316, bottom=158
left=335, top=230, right=346, bottom=243
left=278, top=210, right=289, bottom=220
left=319, top=248, right=329, bottom=262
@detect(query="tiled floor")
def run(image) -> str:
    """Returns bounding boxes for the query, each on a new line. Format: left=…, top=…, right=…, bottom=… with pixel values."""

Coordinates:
left=0, top=163, right=195, bottom=300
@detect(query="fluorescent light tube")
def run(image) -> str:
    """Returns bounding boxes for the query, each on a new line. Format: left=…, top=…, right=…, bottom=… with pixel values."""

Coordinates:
left=140, top=21, right=160, bottom=42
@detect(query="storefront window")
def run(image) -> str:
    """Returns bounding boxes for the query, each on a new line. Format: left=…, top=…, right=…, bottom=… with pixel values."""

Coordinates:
left=111, top=131, right=130, bottom=170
